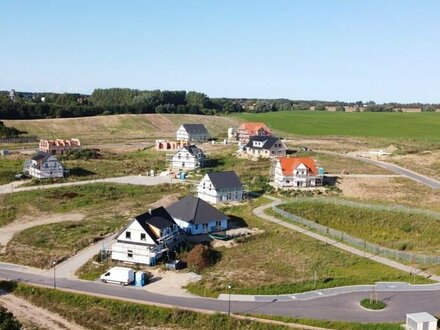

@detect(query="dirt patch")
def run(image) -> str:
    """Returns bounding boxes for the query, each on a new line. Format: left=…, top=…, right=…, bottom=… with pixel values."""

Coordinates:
left=49, top=191, right=80, bottom=199
left=284, top=137, right=371, bottom=153
left=145, top=268, right=201, bottom=298
left=148, top=193, right=180, bottom=209
left=212, top=227, right=264, bottom=248
left=338, top=176, right=440, bottom=211
left=386, top=150, right=440, bottom=178
left=0, top=293, right=86, bottom=330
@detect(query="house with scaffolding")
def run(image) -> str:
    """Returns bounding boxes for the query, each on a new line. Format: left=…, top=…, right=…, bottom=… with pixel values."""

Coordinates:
left=111, top=207, right=180, bottom=266
left=169, top=145, right=206, bottom=170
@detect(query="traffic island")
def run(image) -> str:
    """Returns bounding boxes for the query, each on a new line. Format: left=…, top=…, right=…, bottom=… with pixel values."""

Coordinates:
left=360, top=298, right=387, bottom=311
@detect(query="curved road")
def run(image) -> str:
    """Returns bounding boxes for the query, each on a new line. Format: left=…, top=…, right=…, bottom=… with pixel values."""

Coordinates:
left=1, top=265, right=440, bottom=323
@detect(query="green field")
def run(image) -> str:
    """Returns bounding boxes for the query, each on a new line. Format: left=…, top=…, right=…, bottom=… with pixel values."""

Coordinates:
left=279, top=200, right=440, bottom=254
left=232, top=111, right=440, bottom=142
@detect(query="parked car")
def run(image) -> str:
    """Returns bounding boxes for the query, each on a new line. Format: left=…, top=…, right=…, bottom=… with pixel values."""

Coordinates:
left=100, top=267, right=134, bottom=286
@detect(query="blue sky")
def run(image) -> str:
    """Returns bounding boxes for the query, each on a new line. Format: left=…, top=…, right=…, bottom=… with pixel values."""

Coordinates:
left=1, top=1, right=439, bottom=103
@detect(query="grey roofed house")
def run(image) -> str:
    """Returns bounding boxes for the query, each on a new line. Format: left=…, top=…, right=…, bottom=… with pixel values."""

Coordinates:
left=244, top=136, right=280, bottom=150
left=166, top=196, right=227, bottom=225
left=183, top=145, right=205, bottom=158
left=31, top=151, right=52, bottom=163
left=182, top=124, right=208, bottom=135
left=206, top=171, right=242, bottom=190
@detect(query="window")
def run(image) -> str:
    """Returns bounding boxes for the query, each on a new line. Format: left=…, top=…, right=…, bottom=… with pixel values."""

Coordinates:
left=125, top=231, right=131, bottom=239
left=127, top=250, right=133, bottom=258
left=140, top=233, right=146, bottom=241
left=195, top=224, right=199, bottom=230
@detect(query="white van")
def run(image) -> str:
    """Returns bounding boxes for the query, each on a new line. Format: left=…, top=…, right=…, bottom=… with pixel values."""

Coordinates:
left=100, top=267, right=135, bottom=286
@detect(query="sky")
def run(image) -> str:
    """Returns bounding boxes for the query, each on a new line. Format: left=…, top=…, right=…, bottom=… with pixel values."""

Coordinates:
left=1, top=1, right=439, bottom=103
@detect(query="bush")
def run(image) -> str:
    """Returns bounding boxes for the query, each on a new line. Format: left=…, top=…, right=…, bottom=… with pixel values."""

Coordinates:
left=0, top=305, right=22, bottom=330
left=185, top=244, right=219, bottom=271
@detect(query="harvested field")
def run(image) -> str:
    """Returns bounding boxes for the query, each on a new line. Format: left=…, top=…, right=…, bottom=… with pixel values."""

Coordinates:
left=4, top=114, right=240, bottom=144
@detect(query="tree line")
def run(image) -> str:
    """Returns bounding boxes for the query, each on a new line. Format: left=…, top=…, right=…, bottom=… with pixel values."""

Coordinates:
left=0, top=88, right=438, bottom=119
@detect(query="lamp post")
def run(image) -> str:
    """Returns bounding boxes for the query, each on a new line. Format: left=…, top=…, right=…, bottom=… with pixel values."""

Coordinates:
left=227, top=284, right=232, bottom=316
left=52, top=261, right=56, bottom=289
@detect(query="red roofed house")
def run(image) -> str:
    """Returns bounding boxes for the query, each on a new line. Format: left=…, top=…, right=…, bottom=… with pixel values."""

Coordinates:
left=235, top=122, right=272, bottom=143
left=273, top=157, right=323, bottom=188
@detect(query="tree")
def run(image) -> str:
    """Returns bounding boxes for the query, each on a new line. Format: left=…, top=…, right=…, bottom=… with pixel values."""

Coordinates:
left=335, top=106, right=345, bottom=112
left=186, top=91, right=209, bottom=109
left=0, top=121, right=26, bottom=138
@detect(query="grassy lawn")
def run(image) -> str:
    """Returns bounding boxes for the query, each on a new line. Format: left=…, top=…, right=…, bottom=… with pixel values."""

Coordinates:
left=251, top=314, right=403, bottom=330
left=232, top=111, right=440, bottom=143
left=360, top=299, right=387, bottom=310
left=2, top=216, right=123, bottom=268
left=279, top=200, right=440, bottom=254
left=0, top=183, right=185, bottom=225
left=76, top=253, right=119, bottom=280
left=186, top=198, right=431, bottom=298
left=0, top=156, right=26, bottom=185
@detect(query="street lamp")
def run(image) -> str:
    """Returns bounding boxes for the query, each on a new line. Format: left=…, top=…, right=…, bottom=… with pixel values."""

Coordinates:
left=52, top=261, right=56, bottom=289
left=227, top=284, right=232, bottom=316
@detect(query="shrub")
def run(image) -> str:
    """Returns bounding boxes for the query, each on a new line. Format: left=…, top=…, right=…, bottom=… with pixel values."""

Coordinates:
left=185, top=244, right=219, bottom=271
left=0, top=305, right=22, bottom=330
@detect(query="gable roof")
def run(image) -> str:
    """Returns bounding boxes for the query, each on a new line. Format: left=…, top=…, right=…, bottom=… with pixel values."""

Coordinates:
left=118, top=207, right=176, bottom=245
left=205, top=171, right=242, bottom=190
left=167, top=195, right=228, bottom=224
left=31, top=151, right=52, bottom=162
left=278, top=157, right=318, bottom=176
left=238, top=122, right=271, bottom=135
left=181, top=145, right=205, bottom=158
left=134, top=206, right=176, bottom=230
left=181, top=124, right=208, bottom=135
left=245, top=136, right=282, bottom=150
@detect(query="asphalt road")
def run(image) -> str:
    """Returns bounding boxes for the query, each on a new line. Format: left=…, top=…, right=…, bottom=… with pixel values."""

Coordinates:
left=357, top=157, right=440, bottom=189
left=1, top=267, right=440, bottom=323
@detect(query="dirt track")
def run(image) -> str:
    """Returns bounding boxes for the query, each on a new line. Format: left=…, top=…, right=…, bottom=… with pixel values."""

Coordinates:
left=0, top=293, right=86, bottom=330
